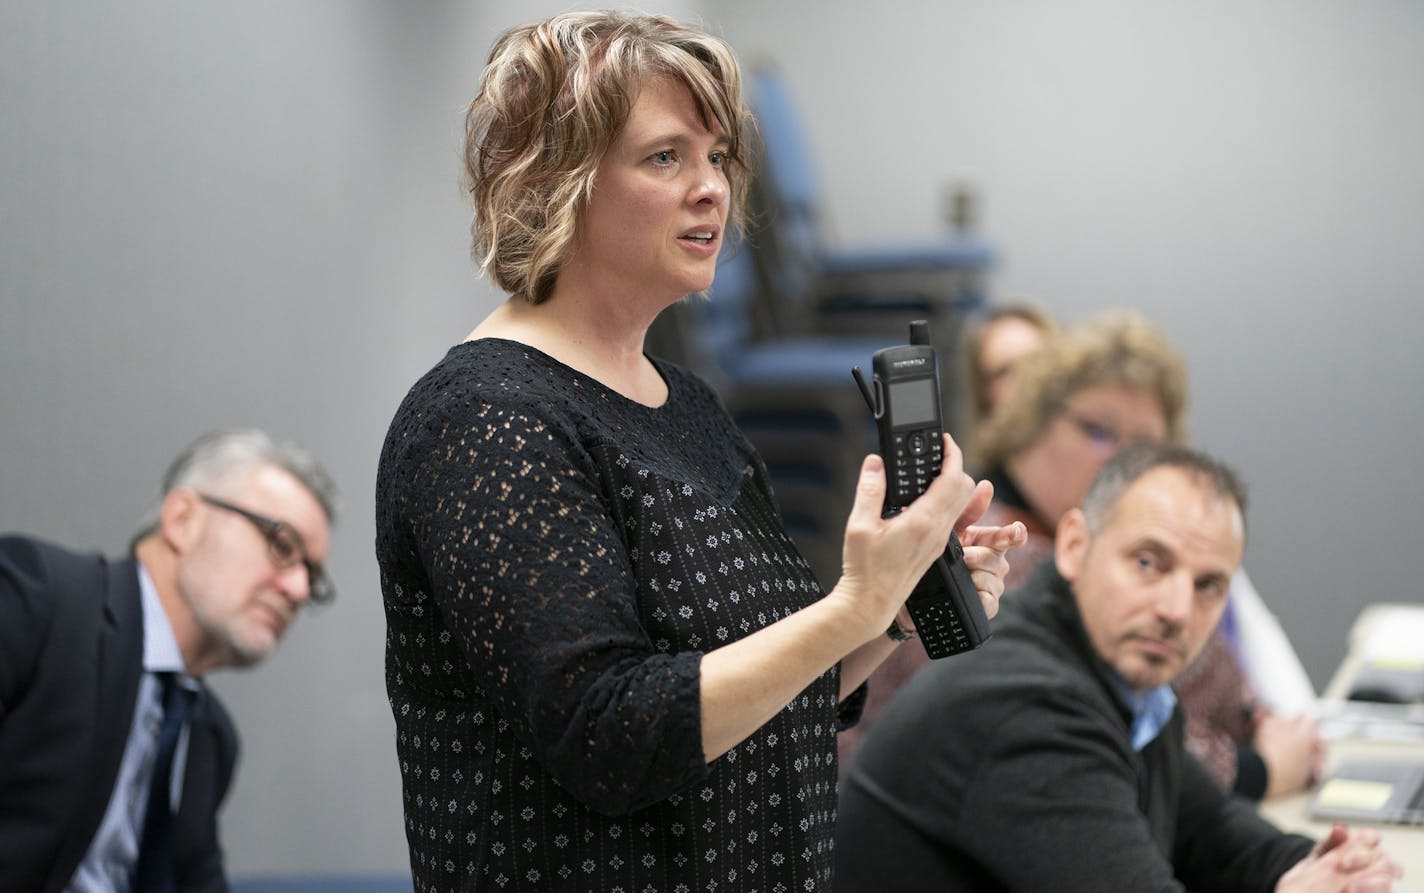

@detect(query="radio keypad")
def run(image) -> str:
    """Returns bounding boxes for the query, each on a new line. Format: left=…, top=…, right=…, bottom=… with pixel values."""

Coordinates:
left=891, top=429, right=943, bottom=506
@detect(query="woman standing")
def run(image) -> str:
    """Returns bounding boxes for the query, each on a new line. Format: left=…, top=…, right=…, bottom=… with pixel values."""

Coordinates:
left=375, top=11, right=1020, bottom=892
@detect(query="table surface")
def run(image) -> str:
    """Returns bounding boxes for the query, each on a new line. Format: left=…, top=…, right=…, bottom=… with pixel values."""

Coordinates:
left=1257, top=736, right=1424, bottom=891
left=1256, top=603, right=1424, bottom=892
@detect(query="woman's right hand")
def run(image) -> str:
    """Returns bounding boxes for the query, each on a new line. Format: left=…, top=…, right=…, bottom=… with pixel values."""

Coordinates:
left=830, top=433, right=984, bottom=640
left=699, top=433, right=983, bottom=761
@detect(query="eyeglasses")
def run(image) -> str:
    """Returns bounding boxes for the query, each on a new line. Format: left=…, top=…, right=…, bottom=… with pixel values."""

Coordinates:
left=197, top=493, right=335, bottom=604
left=1061, top=406, right=1166, bottom=459
left=1061, top=408, right=1123, bottom=457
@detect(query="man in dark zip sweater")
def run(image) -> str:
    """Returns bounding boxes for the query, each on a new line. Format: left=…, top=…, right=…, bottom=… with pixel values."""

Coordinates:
left=836, top=443, right=1402, bottom=892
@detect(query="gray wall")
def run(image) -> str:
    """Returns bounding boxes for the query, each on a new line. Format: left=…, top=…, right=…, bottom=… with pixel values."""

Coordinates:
left=1, top=0, right=1419, bottom=878
left=1, top=0, right=498, bottom=875
left=0, top=0, right=700, bottom=877
left=711, top=0, right=1424, bottom=686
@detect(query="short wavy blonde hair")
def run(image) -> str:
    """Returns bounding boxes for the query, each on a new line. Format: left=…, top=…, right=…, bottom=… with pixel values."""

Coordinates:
left=971, top=311, right=1189, bottom=469
left=463, top=11, right=754, bottom=304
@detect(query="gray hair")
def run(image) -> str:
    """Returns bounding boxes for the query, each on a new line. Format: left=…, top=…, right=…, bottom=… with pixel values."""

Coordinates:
left=1080, top=441, right=1247, bottom=538
left=136, top=428, right=338, bottom=538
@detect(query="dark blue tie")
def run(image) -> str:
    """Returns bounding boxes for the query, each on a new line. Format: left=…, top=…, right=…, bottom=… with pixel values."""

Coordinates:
left=133, top=671, right=194, bottom=893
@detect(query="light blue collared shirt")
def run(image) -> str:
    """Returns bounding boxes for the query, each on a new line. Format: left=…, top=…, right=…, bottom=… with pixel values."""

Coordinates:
left=66, top=564, right=197, bottom=893
left=1107, top=673, right=1178, bottom=752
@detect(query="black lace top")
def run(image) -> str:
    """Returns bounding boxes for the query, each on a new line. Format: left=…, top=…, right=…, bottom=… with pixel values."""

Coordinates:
left=376, top=339, right=842, bottom=892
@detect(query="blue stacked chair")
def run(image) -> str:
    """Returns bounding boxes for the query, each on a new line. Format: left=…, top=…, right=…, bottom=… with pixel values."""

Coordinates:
left=744, top=61, right=994, bottom=355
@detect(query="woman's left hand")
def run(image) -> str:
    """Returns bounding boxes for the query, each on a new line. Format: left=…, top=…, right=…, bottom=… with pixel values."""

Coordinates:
left=890, top=481, right=1028, bottom=633
left=958, top=521, right=1028, bottom=620
left=948, top=483, right=1027, bottom=620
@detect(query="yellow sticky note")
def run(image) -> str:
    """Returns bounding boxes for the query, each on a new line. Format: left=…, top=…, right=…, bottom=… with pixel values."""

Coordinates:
left=1315, top=778, right=1395, bottom=812
left=1367, top=656, right=1424, bottom=671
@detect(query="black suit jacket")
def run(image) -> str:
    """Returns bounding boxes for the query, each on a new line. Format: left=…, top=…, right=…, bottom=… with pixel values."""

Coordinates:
left=0, top=535, right=237, bottom=893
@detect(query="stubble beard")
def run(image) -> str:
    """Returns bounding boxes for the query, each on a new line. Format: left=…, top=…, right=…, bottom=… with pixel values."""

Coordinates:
left=178, top=565, right=278, bottom=670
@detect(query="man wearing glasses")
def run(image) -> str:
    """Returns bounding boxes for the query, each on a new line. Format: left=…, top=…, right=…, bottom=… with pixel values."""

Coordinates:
left=0, top=428, right=337, bottom=893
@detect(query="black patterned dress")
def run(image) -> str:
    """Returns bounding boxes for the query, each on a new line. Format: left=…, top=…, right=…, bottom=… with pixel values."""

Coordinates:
left=375, top=339, right=843, bottom=892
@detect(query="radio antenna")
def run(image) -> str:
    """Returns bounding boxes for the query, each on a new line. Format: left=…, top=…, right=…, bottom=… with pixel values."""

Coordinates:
left=850, top=366, right=876, bottom=415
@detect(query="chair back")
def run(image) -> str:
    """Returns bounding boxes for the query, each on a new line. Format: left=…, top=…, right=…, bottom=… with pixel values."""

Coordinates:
left=746, top=63, right=826, bottom=312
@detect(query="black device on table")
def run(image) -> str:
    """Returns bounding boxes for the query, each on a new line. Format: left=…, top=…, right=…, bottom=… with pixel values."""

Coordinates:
left=852, top=320, right=992, bottom=658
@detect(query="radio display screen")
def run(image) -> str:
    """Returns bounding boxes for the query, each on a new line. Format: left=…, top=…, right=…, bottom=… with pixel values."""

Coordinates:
left=889, top=378, right=937, bottom=427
